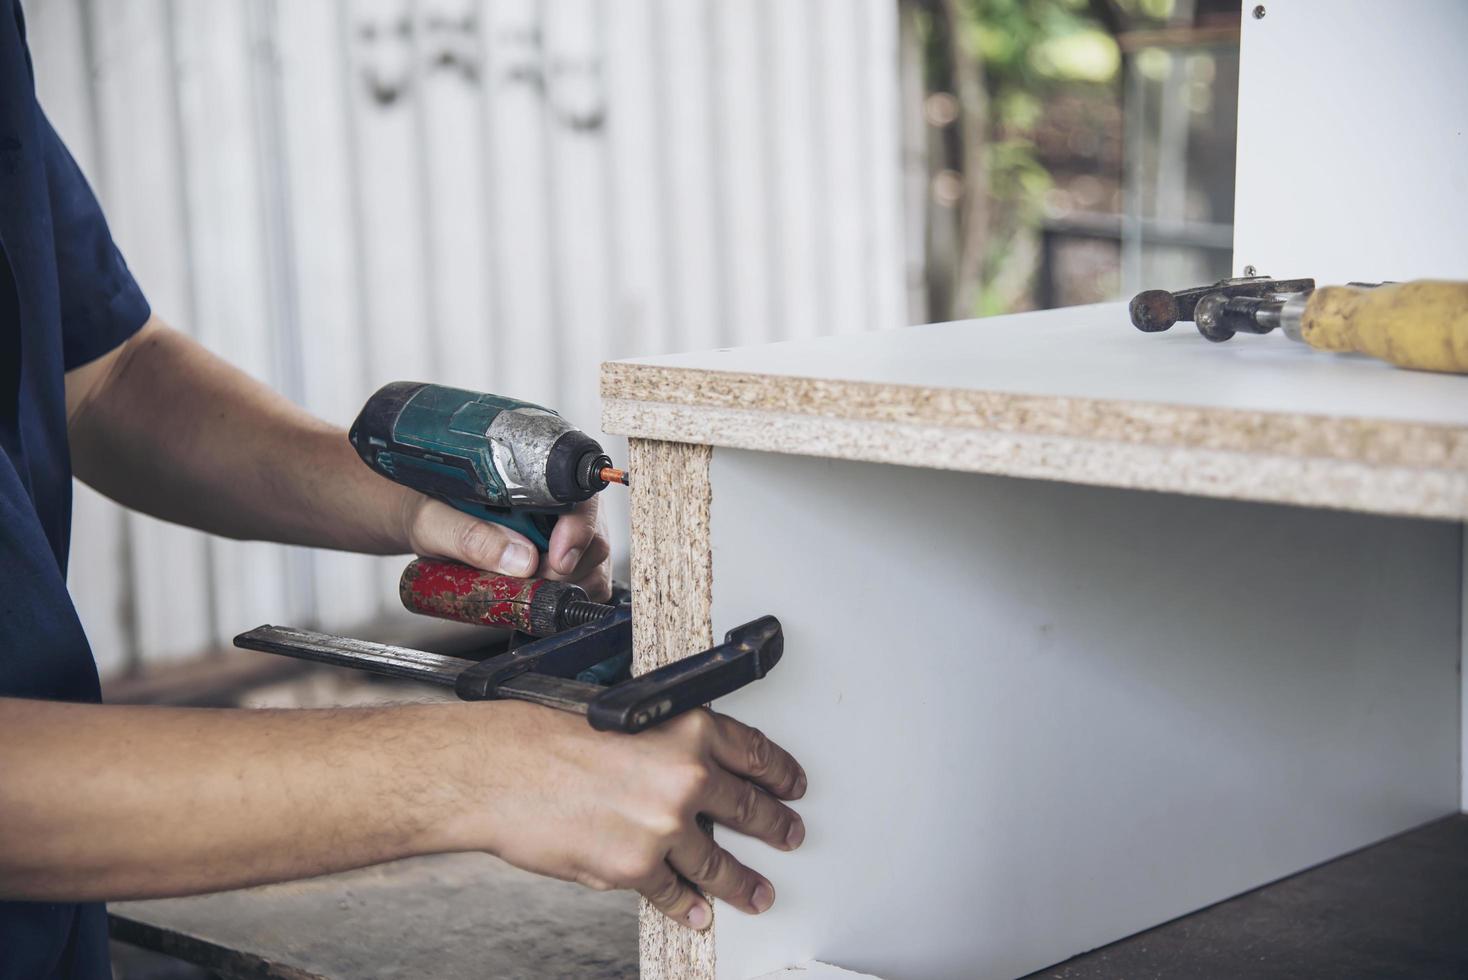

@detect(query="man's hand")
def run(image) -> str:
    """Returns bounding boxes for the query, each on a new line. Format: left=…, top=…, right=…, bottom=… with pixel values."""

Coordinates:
left=450, top=703, right=807, bottom=931
left=402, top=495, right=612, bottom=600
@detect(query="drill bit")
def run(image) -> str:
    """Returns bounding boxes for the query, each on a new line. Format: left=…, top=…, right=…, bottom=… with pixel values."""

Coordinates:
left=598, top=466, right=630, bottom=487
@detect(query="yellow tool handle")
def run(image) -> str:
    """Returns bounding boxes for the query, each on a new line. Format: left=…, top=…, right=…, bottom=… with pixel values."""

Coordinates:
left=1300, top=280, right=1468, bottom=374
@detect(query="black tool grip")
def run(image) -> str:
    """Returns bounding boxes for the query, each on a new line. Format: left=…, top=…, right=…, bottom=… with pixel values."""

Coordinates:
left=586, top=616, right=783, bottom=733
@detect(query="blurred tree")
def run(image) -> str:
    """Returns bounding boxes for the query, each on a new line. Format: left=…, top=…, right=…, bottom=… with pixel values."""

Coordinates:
left=903, top=0, right=1230, bottom=318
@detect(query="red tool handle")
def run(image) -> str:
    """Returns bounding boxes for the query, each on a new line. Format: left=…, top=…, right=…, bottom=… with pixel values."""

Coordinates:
left=399, top=558, right=581, bottom=635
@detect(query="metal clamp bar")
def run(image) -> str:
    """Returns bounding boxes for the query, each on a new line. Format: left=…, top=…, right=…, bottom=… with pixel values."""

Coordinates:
left=234, top=626, right=472, bottom=688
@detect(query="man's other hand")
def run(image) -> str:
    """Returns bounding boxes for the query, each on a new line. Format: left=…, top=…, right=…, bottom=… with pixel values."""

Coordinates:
left=444, top=704, right=808, bottom=931
left=403, top=494, right=612, bottom=600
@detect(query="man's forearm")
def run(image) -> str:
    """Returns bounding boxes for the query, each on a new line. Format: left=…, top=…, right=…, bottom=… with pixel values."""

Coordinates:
left=68, top=320, right=415, bottom=553
left=0, top=697, right=477, bottom=901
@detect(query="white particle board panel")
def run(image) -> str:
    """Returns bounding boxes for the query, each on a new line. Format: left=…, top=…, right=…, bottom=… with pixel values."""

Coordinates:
left=1233, top=1, right=1468, bottom=283
left=610, top=303, right=1468, bottom=426
left=706, top=448, right=1461, bottom=980
left=603, top=303, right=1468, bottom=521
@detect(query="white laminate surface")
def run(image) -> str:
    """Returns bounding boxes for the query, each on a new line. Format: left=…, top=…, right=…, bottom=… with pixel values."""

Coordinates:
left=614, top=303, right=1468, bottom=427
left=707, top=449, right=1462, bottom=980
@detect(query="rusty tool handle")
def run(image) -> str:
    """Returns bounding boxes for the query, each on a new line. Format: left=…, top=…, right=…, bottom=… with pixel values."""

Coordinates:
left=399, top=558, right=610, bottom=636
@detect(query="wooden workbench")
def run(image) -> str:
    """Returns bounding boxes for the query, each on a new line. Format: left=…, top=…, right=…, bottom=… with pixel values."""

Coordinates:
left=110, top=853, right=637, bottom=979
left=602, top=301, right=1468, bottom=979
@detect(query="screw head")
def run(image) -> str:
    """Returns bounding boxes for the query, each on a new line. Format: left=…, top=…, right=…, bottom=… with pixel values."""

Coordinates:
left=1243, top=264, right=1258, bottom=276
left=1252, top=4, right=1266, bottom=18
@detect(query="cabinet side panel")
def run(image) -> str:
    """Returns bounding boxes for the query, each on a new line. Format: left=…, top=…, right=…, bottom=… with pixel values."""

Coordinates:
left=1233, top=1, right=1468, bottom=283
left=628, top=438, right=715, bottom=979
left=709, top=449, right=1461, bottom=980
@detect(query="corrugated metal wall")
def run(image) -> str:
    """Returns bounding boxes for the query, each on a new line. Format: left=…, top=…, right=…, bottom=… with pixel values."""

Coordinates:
left=25, top=0, right=907, bottom=677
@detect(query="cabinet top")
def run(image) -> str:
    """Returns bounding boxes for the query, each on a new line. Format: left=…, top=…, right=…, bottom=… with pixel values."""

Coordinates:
left=601, top=303, right=1468, bottom=520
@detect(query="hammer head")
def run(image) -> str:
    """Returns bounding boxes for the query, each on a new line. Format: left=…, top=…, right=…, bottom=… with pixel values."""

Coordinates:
left=1128, top=276, right=1315, bottom=333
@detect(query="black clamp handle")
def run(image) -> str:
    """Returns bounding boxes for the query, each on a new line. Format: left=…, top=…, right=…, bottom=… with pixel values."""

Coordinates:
left=236, top=608, right=782, bottom=734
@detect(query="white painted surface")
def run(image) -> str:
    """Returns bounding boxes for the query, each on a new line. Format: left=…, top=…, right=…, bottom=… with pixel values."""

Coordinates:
left=707, top=449, right=1461, bottom=980
left=751, top=962, right=884, bottom=980
left=622, top=302, right=1468, bottom=427
left=1232, top=1, right=1468, bottom=284
left=26, top=0, right=905, bottom=675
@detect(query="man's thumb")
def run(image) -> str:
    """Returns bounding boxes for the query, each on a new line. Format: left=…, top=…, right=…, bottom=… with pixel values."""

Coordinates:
left=416, top=501, right=538, bottom=577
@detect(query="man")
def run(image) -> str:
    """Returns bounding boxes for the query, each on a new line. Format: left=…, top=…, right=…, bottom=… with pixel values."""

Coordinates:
left=0, top=3, right=806, bottom=976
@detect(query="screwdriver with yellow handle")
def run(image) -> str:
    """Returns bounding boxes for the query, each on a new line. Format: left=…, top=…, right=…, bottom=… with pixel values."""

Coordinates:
left=1129, top=277, right=1468, bottom=374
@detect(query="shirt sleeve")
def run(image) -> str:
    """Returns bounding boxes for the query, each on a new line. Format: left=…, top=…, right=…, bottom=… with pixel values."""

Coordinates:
left=40, top=110, right=151, bottom=371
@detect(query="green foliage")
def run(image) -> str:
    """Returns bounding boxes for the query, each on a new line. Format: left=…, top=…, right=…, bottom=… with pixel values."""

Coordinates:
left=954, top=0, right=1122, bottom=309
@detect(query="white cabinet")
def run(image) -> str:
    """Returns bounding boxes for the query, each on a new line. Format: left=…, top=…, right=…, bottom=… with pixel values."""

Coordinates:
left=604, top=302, right=1468, bottom=979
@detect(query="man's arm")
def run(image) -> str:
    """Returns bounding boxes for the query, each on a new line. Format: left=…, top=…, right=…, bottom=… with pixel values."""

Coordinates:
left=64, top=317, right=609, bottom=595
left=0, top=697, right=806, bottom=929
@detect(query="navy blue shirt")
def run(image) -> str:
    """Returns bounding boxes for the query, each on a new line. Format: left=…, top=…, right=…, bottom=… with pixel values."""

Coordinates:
left=2, top=1, right=151, bottom=975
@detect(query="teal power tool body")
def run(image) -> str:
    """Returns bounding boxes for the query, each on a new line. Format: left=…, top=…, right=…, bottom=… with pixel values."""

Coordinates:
left=349, top=381, right=627, bottom=551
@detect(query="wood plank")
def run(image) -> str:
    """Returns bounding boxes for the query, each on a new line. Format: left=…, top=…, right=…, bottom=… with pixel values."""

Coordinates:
left=1024, top=815, right=1468, bottom=979
left=110, top=853, right=637, bottom=980
left=602, top=303, right=1468, bottom=521
left=627, top=437, right=715, bottom=980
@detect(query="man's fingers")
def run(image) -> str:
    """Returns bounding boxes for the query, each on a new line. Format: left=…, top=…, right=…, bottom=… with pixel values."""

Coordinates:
left=702, top=770, right=805, bottom=852
left=668, top=831, right=774, bottom=916
left=412, top=499, right=539, bottom=577
left=546, top=497, right=601, bottom=577
left=707, top=714, right=807, bottom=801
left=639, top=863, right=713, bottom=931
